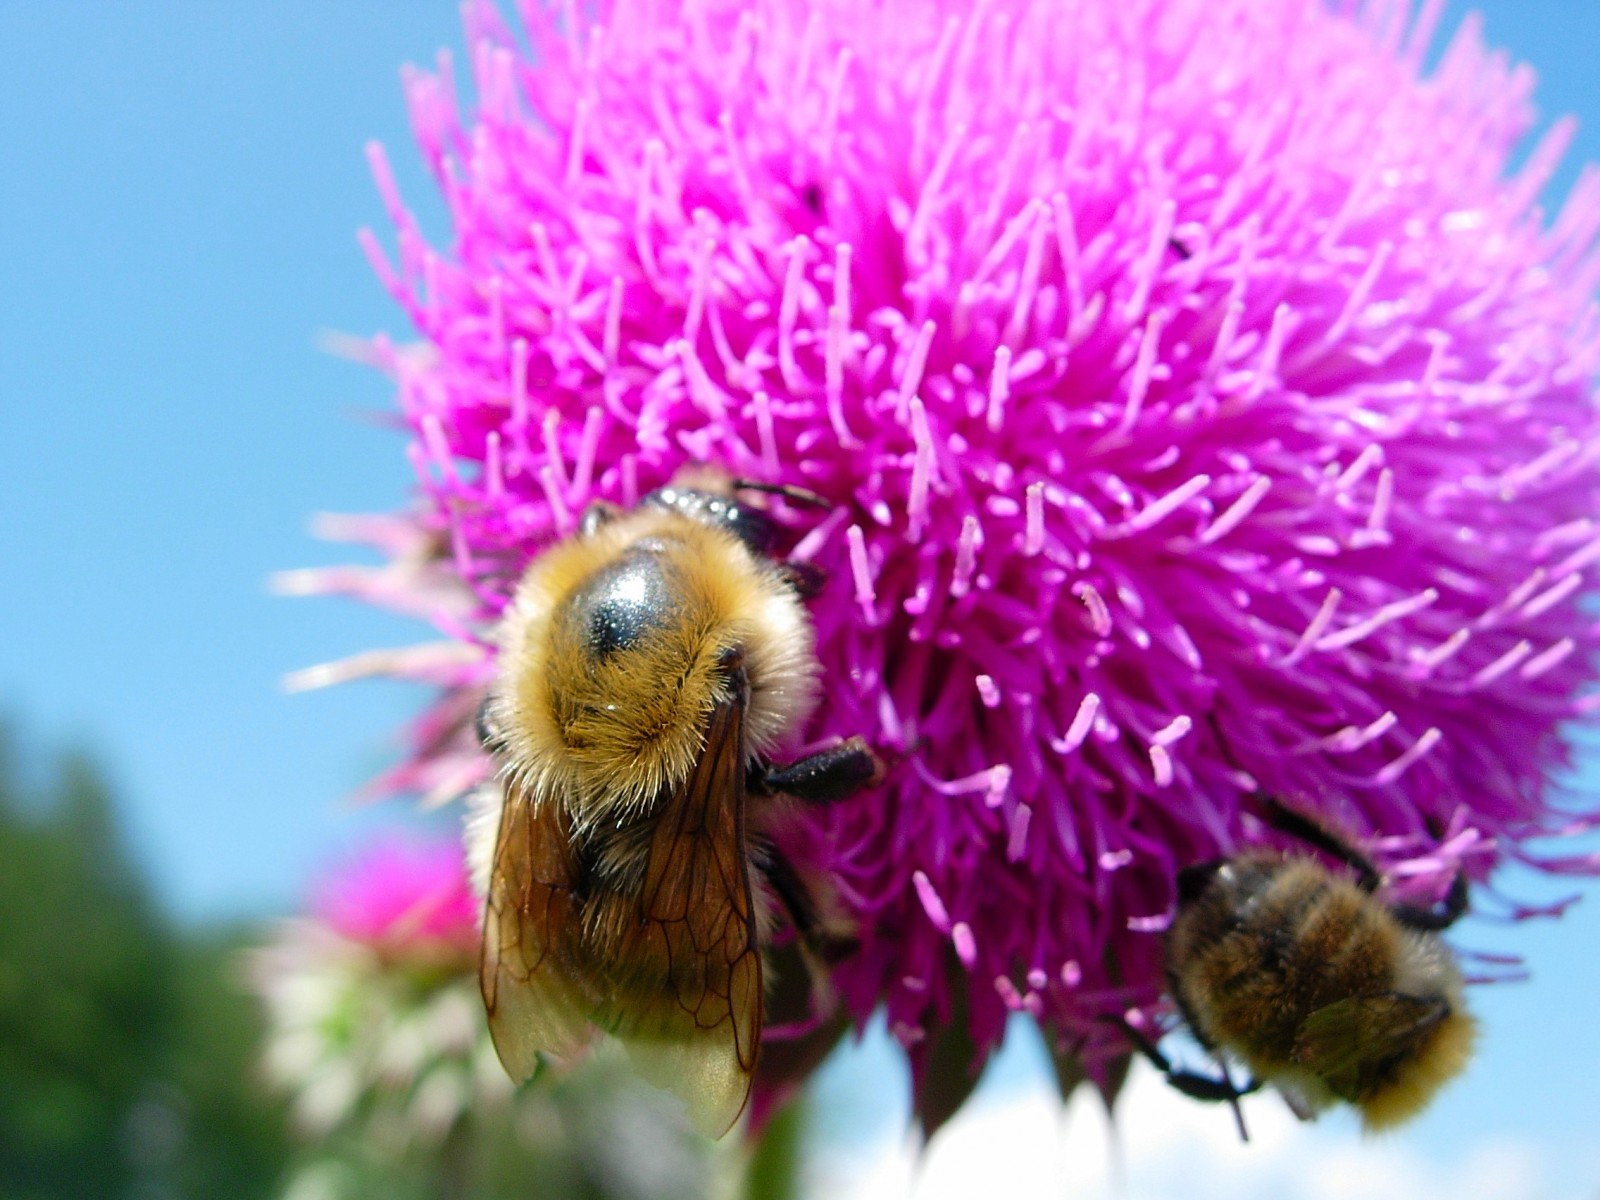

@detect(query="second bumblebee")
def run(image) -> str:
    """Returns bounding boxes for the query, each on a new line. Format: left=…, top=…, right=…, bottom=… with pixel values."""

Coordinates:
left=1130, top=796, right=1476, bottom=1132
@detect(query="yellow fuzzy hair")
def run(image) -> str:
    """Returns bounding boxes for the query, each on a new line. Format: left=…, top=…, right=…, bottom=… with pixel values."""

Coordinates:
left=489, top=507, right=818, bottom=832
left=1358, top=1007, right=1477, bottom=1132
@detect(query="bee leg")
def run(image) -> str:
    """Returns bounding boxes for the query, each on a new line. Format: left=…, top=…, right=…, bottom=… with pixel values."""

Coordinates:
left=1256, top=795, right=1384, bottom=893
left=1215, top=1058, right=1254, bottom=1144
left=775, top=560, right=828, bottom=599
left=757, top=737, right=886, bottom=804
left=1101, top=1016, right=1260, bottom=1141
left=1388, top=870, right=1470, bottom=932
left=750, top=840, right=858, bottom=964
left=577, top=500, right=623, bottom=539
left=1205, top=713, right=1383, bottom=890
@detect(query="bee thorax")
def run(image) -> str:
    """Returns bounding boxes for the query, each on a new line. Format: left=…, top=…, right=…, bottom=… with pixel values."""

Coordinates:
left=556, top=541, right=678, bottom=659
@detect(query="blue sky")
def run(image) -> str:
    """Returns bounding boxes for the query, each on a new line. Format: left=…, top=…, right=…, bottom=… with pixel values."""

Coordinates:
left=0, top=4, right=463, bottom=917
left=1, top=0, right=1597, bottom=1186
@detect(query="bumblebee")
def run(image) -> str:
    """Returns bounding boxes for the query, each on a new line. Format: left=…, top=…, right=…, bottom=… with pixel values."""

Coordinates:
left=1121, top=796, right=1476, bottom=1134
left=472, top=470, right=882, bottom=1137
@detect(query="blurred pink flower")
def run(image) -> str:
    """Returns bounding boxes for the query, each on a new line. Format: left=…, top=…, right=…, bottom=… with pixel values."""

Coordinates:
left=312, top=836, right=479, bottom=954
left=294, top=0, right=1600, bottom=1128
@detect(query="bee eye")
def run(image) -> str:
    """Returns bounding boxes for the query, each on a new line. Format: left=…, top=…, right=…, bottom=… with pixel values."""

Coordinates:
left=1176, top=860, right=1225, bottom=904
left=475, top=696, right=503, bottom=750
left=562, top=547, right=674, bottom=657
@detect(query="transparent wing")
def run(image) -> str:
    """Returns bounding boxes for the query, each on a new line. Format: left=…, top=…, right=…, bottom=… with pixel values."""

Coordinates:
left=608, top=687, right=762, bottom=1138
left=1293, top=993, right=1448, bottom=1100
left=481, top=685, right=761, bottom=1137
left=480, top=783, right=597, bottom=1081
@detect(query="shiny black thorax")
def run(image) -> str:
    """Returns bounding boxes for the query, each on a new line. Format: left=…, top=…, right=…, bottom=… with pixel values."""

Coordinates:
left=551, top=485, right=776, bottom=665
left=554, top=540, right=679, bottom=660
left=1169, top=854, right=1299, bottom=1014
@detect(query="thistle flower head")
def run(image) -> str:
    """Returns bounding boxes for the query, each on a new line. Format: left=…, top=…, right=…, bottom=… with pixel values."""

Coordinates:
left=301, top=0, right=1600, bottom=1124
left=249, top=837, right=495, bottom=1142
left=249, top=835, right=714, bottom=1195
left=311, top=835, right=479, bottom=954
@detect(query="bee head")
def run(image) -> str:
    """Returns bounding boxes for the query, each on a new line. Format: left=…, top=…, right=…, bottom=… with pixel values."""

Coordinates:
left=1176, top=859, right=1227, bottom=906
left=643, top=483, right=778, bottom=556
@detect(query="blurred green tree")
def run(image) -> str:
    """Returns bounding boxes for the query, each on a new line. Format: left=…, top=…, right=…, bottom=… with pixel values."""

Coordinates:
left=0, top=722, right=811, bottom=1198
left=0, top=725, right=291, bottom=1199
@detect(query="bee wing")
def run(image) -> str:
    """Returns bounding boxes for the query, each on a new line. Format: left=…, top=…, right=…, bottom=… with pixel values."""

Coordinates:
left=1293, top=993, right=1449, bottom=1099
left=1275, top=1082, right=1323, bottom=1122
left=481, top=782, right=597, bottom=1081
left=609, top=685, right=762, bottom=1138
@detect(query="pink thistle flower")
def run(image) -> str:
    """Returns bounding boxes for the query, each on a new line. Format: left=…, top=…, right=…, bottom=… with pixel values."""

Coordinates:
left=248, top=834, right=490, bottom=1142
left=311, top=835, right=479, bottom=956
left=248, top=834, right=714, bottom=1189
left=299, top=0, right=1600, bottom=1128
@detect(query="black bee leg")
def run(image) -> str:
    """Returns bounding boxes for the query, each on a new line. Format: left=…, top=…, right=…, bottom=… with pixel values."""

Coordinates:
left=1214, top=1058, right=1255, bottom=1144
left=1203, top=713, right=1381, bottom=889
left=731, top=479, right=832, bottom=510
left=1389, top=870, right=1470, bottom=932
left=1100, top=1016, right=1260, bottom=1141
left=751, top=840, right=858, bottom=964
left=758, top=737, right=885, bottom=804
left=577, top=500, right=622, bottom=539
left=1257, top=795, right=1384, bottom=894
left=775, top=560, right=828, bottom=599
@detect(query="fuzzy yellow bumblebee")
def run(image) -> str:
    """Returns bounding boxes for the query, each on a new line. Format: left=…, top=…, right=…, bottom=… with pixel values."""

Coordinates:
left=1126, top=797, right=1476, bottom=1134
left=471, top=473, right=881, bottom=1137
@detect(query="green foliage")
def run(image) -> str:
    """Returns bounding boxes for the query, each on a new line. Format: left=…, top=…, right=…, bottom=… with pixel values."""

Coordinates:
left=0, top=735, right=177, bottom=1198
left=742, top=1098, right=806, bottom=1200
left=165, top=930, right=294, bottom=1198
left=0, top=725, right=291, bottom=1199
left=0, top=722, right=814, bottom=1199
